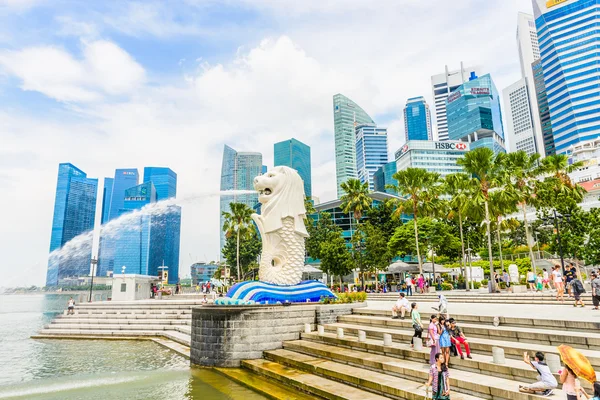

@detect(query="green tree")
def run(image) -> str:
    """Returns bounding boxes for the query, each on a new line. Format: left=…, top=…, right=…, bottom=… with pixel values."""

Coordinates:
left=536, top=154, right=585, bottom=213
left=387, top=168, right=441, bottom=275
left=306, top=212, right=340, bottom=261
left=222, top=229, right=261, bottom=279
left=388, top=217, right=460, bottom=262
left=221, top=202, right=255, bottom=281
left=340, top=178, right=372, bottom=236
left=457, top=147, right=503, bottom=292
left=580, top=208, right=600, bottom=266
left=320, top=233, right=354, bottom=289
left=355, top=222, right=392, bottom=289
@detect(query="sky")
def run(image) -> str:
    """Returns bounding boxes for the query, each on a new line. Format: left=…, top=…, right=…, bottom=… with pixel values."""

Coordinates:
left=0, top=0, right=534, bottom=287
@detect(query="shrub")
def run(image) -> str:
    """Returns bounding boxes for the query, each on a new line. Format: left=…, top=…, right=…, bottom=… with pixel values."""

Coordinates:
left=481, top=279, right=489, bottom=286
left=499, top=282, right=507, bottom=289
left=440, top=282, right=453, bottom=291
left=473, top=281, right=481, bottom=289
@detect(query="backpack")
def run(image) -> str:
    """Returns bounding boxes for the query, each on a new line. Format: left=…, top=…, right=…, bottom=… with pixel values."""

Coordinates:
left=573, top=280, right=586, bottom=294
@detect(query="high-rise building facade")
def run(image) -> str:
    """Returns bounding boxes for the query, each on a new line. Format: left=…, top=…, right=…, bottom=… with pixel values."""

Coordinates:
left=46, top=163, right=98, bottom=286
left=143, top=167, right=177, bottom=200
left=503, top=78, right=538, bottom=155
left=403, top=97, right=433, bottom=141
left=220, top=145, right=263, bottom=251
left=446, top=73, right=506, bottom=154
left=333, top=93, right=375, bottom=197
left=532, top=59, right=556, bottom=155
left=355, top=124, right=389, bottom=191
left=431, top=64, right=481, bottom=141
left=533, top=0, right=600, bottom=154
left=373, top=161, right=398, bottom=194
left=274, top=138, right=312, bottom=198
left=516, top=12, right=546, bottom=156
left=100, top=177, right=114, bottom=225
left=395, top=141, right=470, bottom=177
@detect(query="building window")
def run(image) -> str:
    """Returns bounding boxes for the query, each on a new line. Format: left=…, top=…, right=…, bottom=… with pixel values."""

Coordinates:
left=121, top=283, right=127, bottom=292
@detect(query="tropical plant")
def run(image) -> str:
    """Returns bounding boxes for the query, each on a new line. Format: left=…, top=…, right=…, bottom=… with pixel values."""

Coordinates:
left=222, top=228, right=262, bottom=280
left=320, top=233, right=354, bottom=290
left=340, top=178, right=372, bottom=221
left=535, top=154, right=586, bottom=213
left=387, top=168, right=441, bottom=274
left=221, top=202, right=255, bottom=281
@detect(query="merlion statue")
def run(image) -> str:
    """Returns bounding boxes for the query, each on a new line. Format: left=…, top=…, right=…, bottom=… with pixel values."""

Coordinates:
left=251, top=166, right=309, bottom=286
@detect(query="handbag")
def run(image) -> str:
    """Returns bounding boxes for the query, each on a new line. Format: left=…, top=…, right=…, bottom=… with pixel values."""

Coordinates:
left=413, top=324, right=423, bottom=334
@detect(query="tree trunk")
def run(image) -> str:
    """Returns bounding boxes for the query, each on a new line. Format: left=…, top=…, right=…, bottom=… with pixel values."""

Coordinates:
left=496, top=224, right=504, bottom=272
left=236, top=228, right=241, bottom=282
left=522, top=203, right=537, bottom=276
left=413, top=201, right=422, bottom=276
left=484, top=200, right=497, bottom=293
left=458, top=212, right=468, bottom=290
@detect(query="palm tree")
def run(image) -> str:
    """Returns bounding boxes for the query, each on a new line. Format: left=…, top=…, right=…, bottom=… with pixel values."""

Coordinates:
left=444, top=173, right=475, bottom=288
left=539, top=154, right=584, bottom=187
left=457, top=147, right=503, bottom=292
left=504, top=151, right=542, bottom=274
left=222, top=202, right=255, bottom=281
left=536, top=154, right=586, bottom=207
left=489, top=190, right=519, bottom=273
left=340, top=178, right=372, bottom=241
left=387, top=168, right=441, bottom=275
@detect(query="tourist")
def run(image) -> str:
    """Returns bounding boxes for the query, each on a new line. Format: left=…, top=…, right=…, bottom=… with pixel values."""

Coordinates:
left=392, top=292, right=410, bottom=320
left=406, top=275, right=414, bottom=296
left=536, top=272, right=544, bottom=293
left=426, top=352, right=450, bottom=399
left=571, top=275, right=586, bottom=308
left=565, top=264, right=576, bottom=298
left=435, top=294, right=449, bottom=318
left=411, top=302, right=423, bottom=347
left=553, top=265, right=565, bottom=303
left=67, top=297, right=75, bottom=315
left=150, top=283, right=155, bottom=299
left=438, top=316, right=452, bottom=365
left=195, top=284, right=200, bottom=293
left=518, top=351, right=557, bottom=395
left=527, top=269, right=536, bottom=292
left=175, top=283, right=180, bottom=295
left=418, top=274, right=425, bottom=294
left=200, top=294, right=208, bottom=304
left=561, top=365, right=586, bottom=400
left=591, top=272, right=600, bottom=311
left=428, top=315, right=440, bottom=365
left=502, top=269, right=512, bottom=293
left=543, top=268, right=551, bottom=291
left=448, top=318, right=471, bottom=360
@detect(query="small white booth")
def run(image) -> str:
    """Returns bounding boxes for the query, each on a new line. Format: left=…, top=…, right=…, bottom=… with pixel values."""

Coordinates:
left=111, top=274, right=158, bottom=301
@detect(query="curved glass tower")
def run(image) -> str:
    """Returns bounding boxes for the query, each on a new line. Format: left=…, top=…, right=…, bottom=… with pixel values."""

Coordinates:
left=333, top=94, right=375, bottom=197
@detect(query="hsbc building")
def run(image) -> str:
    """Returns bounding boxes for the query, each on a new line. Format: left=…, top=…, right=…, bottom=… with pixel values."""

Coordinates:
left=394, top=140, right=470, bottom=177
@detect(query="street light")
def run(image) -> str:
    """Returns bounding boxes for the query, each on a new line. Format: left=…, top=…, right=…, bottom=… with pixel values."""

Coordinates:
left=542, top=210, right=571, bottom=275
left=466, top=247, right=474, bottom=291
left=89, top=257, right=98, bottom=302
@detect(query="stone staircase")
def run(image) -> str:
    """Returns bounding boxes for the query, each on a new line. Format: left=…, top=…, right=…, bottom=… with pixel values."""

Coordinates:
left=33, top=300, right=204, bottom=358
left=367, top=291, right=594, bottom=304
left=239, top=307, right=600, bottom=400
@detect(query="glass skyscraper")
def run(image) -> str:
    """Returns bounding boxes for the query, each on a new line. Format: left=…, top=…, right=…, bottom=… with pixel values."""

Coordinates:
left=46, top=163, right=98, bottom=286
left=355, top=124, right=389, bottom=191
left=446, top=73, right=506, bottom=154
left=373, top=161, right=398, bottom=194
left=395, top=140, right=470, bottom=177
left=220, top=145, right=263, bottom=251
left=403, top=97, right=433, bottom=141
left=100, top=177, right=114, bottom=225
left=333, top=93, right=375, bottom=197
left=274, top=138, right=312, bottom=198
left=533, top=0, right=600, bottom=154
left=532, top=59, right=557, bottom=155
left=143, top=167, right=177, bottom=200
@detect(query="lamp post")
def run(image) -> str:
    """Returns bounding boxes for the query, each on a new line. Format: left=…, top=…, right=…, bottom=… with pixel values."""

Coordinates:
left=543, top=210, right=571, bottom=275
left=89, top=257, right=98, bottom=302
left=466, top=247, right=474, bottom=291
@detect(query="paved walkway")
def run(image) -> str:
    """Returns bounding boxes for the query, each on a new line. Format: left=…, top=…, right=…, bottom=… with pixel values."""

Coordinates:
left=366, top=299, right=600, bottom=322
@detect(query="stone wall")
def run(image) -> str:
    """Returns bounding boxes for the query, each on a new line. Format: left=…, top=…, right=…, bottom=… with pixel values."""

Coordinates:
left=191, top=303, right=364, bottom=367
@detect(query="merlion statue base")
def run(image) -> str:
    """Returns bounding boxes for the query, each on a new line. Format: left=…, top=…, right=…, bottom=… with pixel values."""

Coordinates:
left=215, top=280, right=336, bottom=305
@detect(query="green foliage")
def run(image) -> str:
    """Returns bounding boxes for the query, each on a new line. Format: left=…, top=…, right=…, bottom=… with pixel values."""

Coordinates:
left=580, top=208, right=600, bottom=265
left=340, top=178, right=372, bottom=220
left=480, top=279, right=488, bottom=286
left=222, top=229, right=261, bottom=277
left=440, top=282, right=453, bottom=291
left=356, top=222, right=393, bottom=273
left=319, top=232, right=354, bottom=279
left=389, top=217, right=461, bottom=260
left=306, top=212, right=340, bottom=261
left=221, top=202, right=256, bottom=280
left=472, top=281, right=481, bottom=289
left=321, top=292, right=366, bottom=304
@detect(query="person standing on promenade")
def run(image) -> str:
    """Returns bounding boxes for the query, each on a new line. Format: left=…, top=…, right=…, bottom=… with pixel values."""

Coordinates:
left=67, top=297, right=75, bottom=315
left=561, top=365, right=587, bottom=400
left=392, top=292, right=410, bottom=319
left=449, top=318, right=472, bottom=360
left=543, top=268, right=552, bottom=291
left=410, top=302, right=423, bottom=347
left=438, top=316, right=452, bottom=365
left=503, top=270, right=512, bottom=293
left=426, top=353, right=450, bottom=399
left=570, top=275, right=586, bottom=308
left=553, top=265, right=565, bottom=303
left=519, top=351, right=557, bottom=395
left=591, top=272, right=600, bottom=310
left=428, top=315, right=440, bottom=365
left=565, top=264, right=576, bottom=298
left=527, top=269, right=536, bottom=292
left=406, top=275, right=414, bottom=296
left=418, top=274, right=425, bottom=294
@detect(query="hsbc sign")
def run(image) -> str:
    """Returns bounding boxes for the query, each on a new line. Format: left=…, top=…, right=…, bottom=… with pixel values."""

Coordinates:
left=435, top=142, right=468, bottom=151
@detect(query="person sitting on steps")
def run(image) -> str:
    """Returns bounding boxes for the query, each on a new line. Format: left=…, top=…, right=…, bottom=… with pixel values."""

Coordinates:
left=392, top=292, right=410, bottom=319
left=518, top=351, right=557, bottom=395
left=448, top=318, right=472, bottom=360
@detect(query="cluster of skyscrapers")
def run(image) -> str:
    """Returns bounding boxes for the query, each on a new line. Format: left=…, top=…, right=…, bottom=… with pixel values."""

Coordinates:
left=46, top=164, right=181, bottom=286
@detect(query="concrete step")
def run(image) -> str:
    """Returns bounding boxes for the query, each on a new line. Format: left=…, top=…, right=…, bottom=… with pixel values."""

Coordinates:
left=262, top=349, right=484, bottom=400
left=321, top=322, right=600, bottom=369
left=68, top=308, right=193, bottom=314
left=243, top=358, right=409, bottom=400
left=35, top=329, right=191, bottom=347
left=279, top=340, right=564, bottom=400
left=338, top=314, right=600, bottom=349
left=54, top=318, right=190, bottom=325
left=46, top=323, right=182, bottom=331
left=353, top=308, right=600, bottom=331
left=57, top=313, right=191, bottom=320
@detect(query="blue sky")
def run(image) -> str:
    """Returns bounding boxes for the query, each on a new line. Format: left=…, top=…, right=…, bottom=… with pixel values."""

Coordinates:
left=0, top=0, right=533, bottom=286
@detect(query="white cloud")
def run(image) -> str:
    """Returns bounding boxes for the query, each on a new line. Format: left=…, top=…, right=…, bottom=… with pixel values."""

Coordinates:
left=55, top=16, right=99, bottom=38
left=0, top=40, right=145, bottom=102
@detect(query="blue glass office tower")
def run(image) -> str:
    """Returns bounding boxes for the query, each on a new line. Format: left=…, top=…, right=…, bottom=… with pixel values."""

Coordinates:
left=274, top=138, right=312, bottom=198
left=143, top=167, right=177, bottom=200
left=355, top=124, right=389, bottom=191
left=373, top=161, right=398, bottom=194
left=404, top=97, right=433, bottom=141
left=100, top=178, right=114, bottom=225
left=533, top=0, right=600, bottom=154
left=46, top=163, right=98, bottom=286
left=532, top=59, right=557, bottom=155
left=446, top=73, right=506, bottom=154
left=220, top=145, right=262, bottom=251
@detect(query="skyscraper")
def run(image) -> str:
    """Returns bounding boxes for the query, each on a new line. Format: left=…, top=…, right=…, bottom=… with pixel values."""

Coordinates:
left=46, top=163, right=98, bottom=286
left=503, top=78, right=538, bottom=155
left=532, top=59, right=556, bottom=155
left=274, top=138, right=312, bottom=198
left=333, top=93, right=375, bottom=197
left=97, top=168, right=139, bottom=277
left=220, top=145, right=263, bottom=251
left=446, top=73, right=506, bottom=154
left=355, top=124, right=389, bottom=191
left=431, top=64, right=481, bottom=141
left=373, top=161, right=398, bottom=194
left=533, top=0, right=600, bottom=153
left=143, top=167, right=177, bottom=200
left=404, top=97, right=433, bottom=141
